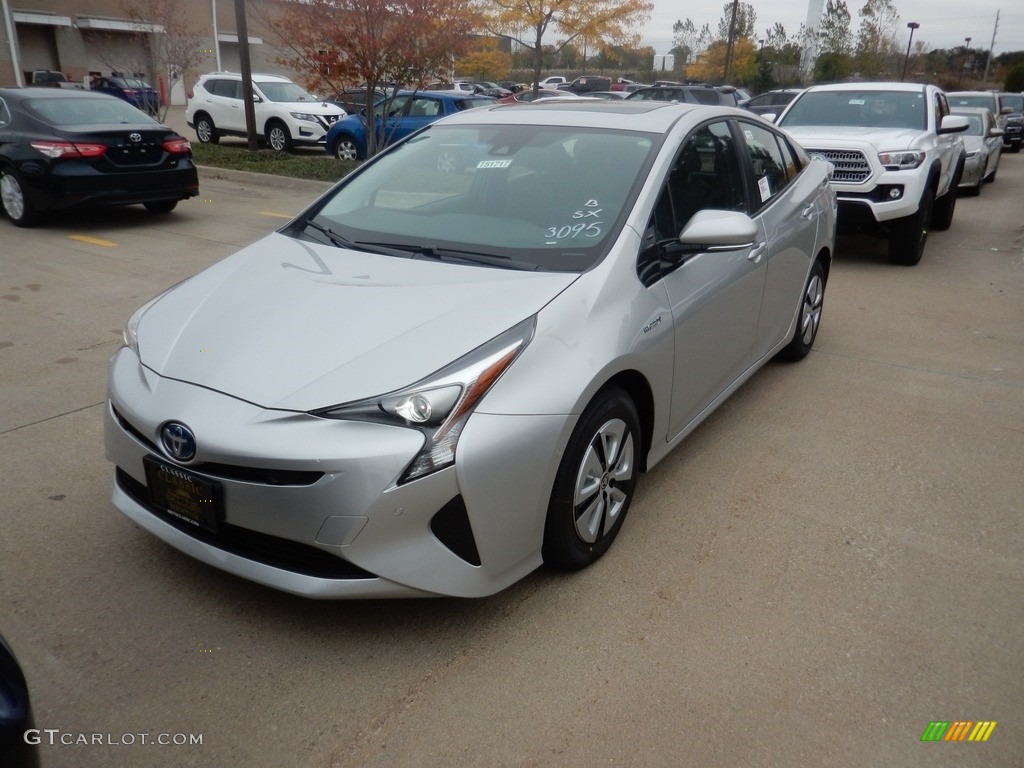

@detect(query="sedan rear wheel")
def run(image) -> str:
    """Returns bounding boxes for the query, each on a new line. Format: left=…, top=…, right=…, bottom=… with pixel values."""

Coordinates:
left=144, top=200, right=178, bottom=214
left=543, top=387, right=639, bottom=570
left=779, top=260, right=825, bottom=361
left=0, top=169, right=35, bottom=227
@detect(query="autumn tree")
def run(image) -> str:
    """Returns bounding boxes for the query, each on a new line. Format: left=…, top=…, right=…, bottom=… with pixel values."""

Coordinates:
left=96, top=0, right=206, bottom=119
left=854, top=0, right=901, bottom=78
left=689, top=38, right=756, bottom=84
left=479, top=0, right=654, bottom=92
left=266, top=0, right=480, bottom=157
left=672, top=18, right=713, bottom=77
left=457, top=37, right=513, bottom=81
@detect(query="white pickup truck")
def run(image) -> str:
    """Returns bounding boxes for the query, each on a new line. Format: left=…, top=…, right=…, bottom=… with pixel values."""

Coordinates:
left=775, top=82, right=967, bottom=266
left=28, top=70, right=85, bottom=89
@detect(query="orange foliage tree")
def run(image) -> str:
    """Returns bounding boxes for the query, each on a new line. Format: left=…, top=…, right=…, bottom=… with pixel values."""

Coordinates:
left=268, top=0, right=481, bottom=156
left=480, top=0, right=653, bottom=91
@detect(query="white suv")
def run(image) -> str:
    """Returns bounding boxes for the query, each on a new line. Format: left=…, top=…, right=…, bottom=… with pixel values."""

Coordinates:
left=185, top=72, right=345, bottom=151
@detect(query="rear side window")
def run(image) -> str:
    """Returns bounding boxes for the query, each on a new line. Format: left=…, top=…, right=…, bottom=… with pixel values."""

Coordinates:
left=738, top=121, right=791, bottom=208
left=207, top=79, right=240, bottom=98
left=688, top=89, right=721, bottom=105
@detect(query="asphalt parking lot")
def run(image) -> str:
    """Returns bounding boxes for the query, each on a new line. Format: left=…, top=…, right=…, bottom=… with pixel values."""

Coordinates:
left=1, top=147, right=1022, bottom=767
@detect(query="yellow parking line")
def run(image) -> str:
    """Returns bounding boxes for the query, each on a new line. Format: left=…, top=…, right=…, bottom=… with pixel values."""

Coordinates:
left=69, top=235, right=118, bottom=247
left=259, top=211, right=293, bottom=219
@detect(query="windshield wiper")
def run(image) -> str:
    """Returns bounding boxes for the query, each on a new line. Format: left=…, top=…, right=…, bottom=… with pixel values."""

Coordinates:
left=303, top=220, right=408, bottom=256
left=390, top=243, right=539, bottom=271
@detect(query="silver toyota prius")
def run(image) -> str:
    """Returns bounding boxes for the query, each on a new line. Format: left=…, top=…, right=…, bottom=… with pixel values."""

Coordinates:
left=105, top=101, right=836, bottom=598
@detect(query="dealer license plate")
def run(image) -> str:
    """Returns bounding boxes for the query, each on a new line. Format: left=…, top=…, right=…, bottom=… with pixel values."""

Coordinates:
left=143, top=457, right=222, bottom=534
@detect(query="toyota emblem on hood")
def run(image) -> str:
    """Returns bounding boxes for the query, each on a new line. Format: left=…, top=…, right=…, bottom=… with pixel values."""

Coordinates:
left=161, top=422, right=197, bottom=462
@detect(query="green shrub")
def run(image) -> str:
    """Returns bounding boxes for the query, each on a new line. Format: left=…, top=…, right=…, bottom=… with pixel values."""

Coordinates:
left=189, top=143, right=359, bottom=183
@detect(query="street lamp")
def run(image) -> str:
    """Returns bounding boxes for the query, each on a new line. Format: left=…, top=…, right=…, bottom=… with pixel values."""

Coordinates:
left=958, top=37, right=972, bottom=87
left=901, top=22, right=919, bottom=81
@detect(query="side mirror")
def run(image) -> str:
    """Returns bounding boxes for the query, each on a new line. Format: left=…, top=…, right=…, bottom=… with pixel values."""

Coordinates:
left=939, top=114, right=969, bottom=134
left=666, top=210, right=758, bottom=259
left=989, top=127, right=1005, bottom=137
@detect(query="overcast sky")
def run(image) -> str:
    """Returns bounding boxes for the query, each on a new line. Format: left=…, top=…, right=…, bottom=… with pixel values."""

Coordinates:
left=640, top=0, right=1023, bottom=57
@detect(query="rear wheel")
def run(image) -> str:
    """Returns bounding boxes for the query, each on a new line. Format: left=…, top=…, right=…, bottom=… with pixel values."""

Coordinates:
left=144, top=200, right=178, bottom=214
left=0, top=168, right=36, bottom=227
left=194, top=113, right=218, bottom=144
left=543, top=387, right=640, bottom=571
left=266, top=120, right=292, bottom=152
left=888, top=185, right=933, bottom=266
left=779, top=260, right=825, bottom=362
left=931, top=163, right=962, bottom=232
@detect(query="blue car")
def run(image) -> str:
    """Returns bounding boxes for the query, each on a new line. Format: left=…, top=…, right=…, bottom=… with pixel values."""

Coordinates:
left=91, top=76, right=160, bottom=115
left=325, top=90, right=495, bottom=160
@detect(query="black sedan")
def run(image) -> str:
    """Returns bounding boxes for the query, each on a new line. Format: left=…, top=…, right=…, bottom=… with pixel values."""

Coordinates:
left=0, top=88, right=198, bottom=226
left=0, top=634, right=39, bottom=768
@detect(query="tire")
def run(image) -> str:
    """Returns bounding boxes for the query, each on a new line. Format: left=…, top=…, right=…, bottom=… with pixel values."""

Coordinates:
left=334, top=137, right=360, bottom=161
left=931, top=163, right=961, bottom=232
left=543, top=387, right=640, bottom=571
left=194, top=113, right=218, bottom=144
left=888, top=185, right=934, bottom=266
left=0, top=168, right=36, bottom=227
left=266, top=120, right=292, bottom=152
left=144, top=200, right=178, bottom=214
left=778, top=260, right=825, bottom=362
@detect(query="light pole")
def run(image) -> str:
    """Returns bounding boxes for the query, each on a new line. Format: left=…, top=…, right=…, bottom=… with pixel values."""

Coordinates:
left=958, top=36, right=972, bottom=87
left=901, top=22, right=919, bottom=81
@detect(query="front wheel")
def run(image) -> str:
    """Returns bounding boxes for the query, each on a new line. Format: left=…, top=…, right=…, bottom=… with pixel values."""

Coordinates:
left=888, top=185, right=934, bottom=266
left=266, top=121, right=292, bottom=152
left=333, top=137, right=360, bottom=161
left=0, top=168, right=36, bottom=227
left=778, top=260, right=825, bottom=362
left=543, top=387, right=640, bottom=571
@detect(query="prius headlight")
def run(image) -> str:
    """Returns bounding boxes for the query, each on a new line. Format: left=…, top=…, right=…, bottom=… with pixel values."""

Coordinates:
left=314, top=317, right=536, bottom=483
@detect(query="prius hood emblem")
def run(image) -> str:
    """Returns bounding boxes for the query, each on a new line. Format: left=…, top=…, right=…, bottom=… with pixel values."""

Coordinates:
left=160, top=422, right=197, bottom=462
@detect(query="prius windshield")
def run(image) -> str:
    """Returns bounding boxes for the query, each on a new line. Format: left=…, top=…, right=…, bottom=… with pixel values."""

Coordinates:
left=305, top=124, right=656, bottom=272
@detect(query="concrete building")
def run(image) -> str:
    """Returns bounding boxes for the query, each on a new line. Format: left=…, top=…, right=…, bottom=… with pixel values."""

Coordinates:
left=0, top=0, right=293, bottom=103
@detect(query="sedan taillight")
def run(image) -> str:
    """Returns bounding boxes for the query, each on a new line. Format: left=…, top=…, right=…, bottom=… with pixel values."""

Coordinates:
left=30, top=141, right=107, bottom=159
left=162, top=138, right=191, bottom=154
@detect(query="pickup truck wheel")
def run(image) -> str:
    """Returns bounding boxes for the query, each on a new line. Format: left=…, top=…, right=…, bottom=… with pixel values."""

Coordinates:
left=931, top=163, right=962, bottom=231
left=888, top=186, right=933, bottom=266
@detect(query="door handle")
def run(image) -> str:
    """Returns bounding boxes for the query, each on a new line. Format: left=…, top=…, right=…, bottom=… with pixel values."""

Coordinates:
left=801, top=203, right=816, bottom=220
left=748, top=242, right=767, bottom=263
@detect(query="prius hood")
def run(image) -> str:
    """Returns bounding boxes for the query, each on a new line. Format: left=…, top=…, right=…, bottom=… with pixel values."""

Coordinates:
left=134, top=233, right=577, bottom=410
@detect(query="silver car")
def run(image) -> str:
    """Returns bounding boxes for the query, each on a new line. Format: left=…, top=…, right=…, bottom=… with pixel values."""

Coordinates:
left=105, top=101, right=837, bottom=599
left=952, top=107, right=1003, bottom=193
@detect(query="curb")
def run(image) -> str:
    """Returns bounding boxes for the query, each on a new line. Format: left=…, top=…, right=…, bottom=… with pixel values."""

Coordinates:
left=195, top=165, right=334, bottom=194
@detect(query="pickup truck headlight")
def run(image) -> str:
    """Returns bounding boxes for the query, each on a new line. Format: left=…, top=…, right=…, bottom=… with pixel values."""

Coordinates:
left=878, top=151, right=926, bottom=170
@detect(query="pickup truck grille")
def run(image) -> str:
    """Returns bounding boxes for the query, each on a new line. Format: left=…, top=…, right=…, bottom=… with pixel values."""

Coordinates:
left=807, top=149, right=871, bottom=183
